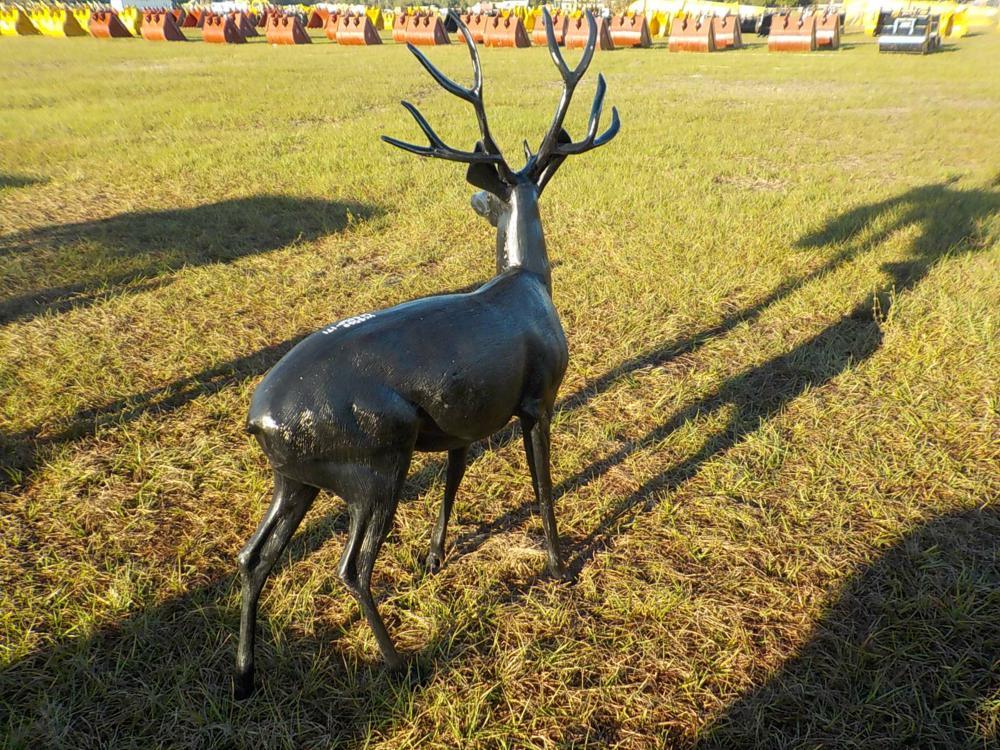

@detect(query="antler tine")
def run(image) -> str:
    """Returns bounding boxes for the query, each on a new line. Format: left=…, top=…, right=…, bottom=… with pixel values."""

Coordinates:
left=530, top=9, right=598, bottom=173
left=551, top=73, right=621, bottom=156
left=380, top=101, right=506, bottom=164
left=389, top=11, right=513, bottom=178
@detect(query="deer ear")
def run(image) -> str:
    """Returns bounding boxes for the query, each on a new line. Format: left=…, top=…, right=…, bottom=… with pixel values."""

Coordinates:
left=466, top=142, right=511, bottom=200
left=537, top=129, right=573, bottom=195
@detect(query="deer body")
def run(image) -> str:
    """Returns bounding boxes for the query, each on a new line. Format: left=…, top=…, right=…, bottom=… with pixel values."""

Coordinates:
left=248, top=266, right=567, bottom=463
left=234, top=10, right=618, bottom=700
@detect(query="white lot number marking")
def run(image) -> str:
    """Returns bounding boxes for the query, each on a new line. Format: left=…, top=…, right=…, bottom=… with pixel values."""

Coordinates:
left=322, top=312, right=375, bottom=335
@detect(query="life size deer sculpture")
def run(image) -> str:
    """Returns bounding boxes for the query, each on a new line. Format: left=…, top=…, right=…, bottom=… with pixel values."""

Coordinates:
left=234, top=9, right=619, bottom=699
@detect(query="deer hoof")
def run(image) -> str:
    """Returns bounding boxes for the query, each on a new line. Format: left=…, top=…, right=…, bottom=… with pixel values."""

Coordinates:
left=233, top=670, right=255, bottom=701
left=424, top=550, right=444, bottom=575
left=547, top=561, right=570, bottom=582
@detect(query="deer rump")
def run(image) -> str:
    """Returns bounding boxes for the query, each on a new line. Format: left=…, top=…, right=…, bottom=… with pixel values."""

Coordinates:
left=247, top=269, right=568, bottom=478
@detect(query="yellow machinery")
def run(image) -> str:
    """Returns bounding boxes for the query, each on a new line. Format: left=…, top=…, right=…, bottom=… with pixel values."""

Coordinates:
left=1, top=4, right=39, bottom=34
left=31, top=4, right=87, bottom=36
left=117, top=5, right=142, bottom=36
left=72, top=5, right=93, bottom=34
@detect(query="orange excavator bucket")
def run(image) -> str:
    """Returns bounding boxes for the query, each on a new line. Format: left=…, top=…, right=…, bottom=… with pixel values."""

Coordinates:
left=483, top=15, right=530, bottom=47
left=336, top=13, right=381, bottom=45
left=180, top=9, right=199, bottom=27
left=609, top=13, right=651, bottom=48
left=668, top=16, right=716, bottom=51
left=564, top=14, right=614, bottom=49
left=531, top=11, right=567, bottom=45
left=407, top=13, right=449, bottom=45
left=203, top=13, right=245, bottom=44
left=266, top=13, right=311, bottom=44
left=306, top=8, right=327, bottom=29
left=230, top=11, right=257, bottom=38
left=711, top=14, right=742, bottom=49
left=323, top=12, right=341, bottom=40
left=768, top=11, right=816, bottom=52
left=141, top=11, right=186, bottom=41
left=815, top=10, right=840, bottom=49
left=89, top=11, right=132, bottom=38
left=392, top=12, right=409, bottom=42
left=461, top=12, right=488, bottom=43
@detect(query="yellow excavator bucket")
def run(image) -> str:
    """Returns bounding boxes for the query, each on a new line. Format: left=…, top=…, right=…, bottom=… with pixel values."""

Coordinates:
left=73, top=6, right=93, bottom=34
left=863, top=9, right=881, bottom=36
left=118, top=6, right=142, bottom=36
left=1, top=5, right=39, bottom=35
left=950, top=8, right=969, bottom=37
left=34, top=6, right=88, bottom=37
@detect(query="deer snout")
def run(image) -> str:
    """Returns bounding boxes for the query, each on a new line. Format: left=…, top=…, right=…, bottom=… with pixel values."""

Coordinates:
left=471, top=191, right=505, bottom=228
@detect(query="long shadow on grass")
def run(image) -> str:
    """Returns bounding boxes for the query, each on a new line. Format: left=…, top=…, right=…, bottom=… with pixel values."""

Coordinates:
left=0, top=173, right=46, bottom=190
left=0, top=279, right=483, bottom=487
left=0, top=195, right=379, bottom=325
left=695, top=506, right=1000, bottom=748
left=450, top=179, right=1000, bottom=564
left=0, top=182, right=995, bottom=746
left=0, top=510, right=409, bottom=748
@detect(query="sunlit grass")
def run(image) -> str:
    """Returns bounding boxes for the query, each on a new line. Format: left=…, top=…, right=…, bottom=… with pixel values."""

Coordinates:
left=0, top=28, right=998, bottom=749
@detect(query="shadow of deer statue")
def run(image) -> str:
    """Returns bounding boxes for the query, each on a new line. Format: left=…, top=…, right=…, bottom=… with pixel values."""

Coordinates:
left=233, top=9, right=620, bottom=699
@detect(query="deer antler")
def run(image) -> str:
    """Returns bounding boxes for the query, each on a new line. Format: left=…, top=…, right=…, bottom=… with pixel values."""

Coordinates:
left=526, top=9, right=620, bottom=181
left=382, top=11, right=515, bottom=181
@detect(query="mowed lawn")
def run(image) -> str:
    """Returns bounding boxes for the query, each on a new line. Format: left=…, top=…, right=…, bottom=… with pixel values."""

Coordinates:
left=1, top=26, right=998, bottom=749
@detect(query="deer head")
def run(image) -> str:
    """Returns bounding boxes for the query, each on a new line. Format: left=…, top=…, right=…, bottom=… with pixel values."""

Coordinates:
left=383, top=9, right=620, bottom=286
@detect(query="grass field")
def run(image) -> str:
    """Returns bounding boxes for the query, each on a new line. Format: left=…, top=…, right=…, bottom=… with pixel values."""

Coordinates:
left=1, top=26, right=999, bottom=749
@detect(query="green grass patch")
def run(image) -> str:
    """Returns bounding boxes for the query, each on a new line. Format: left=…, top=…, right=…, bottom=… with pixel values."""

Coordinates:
left=1, top=29, right=998, bottom=749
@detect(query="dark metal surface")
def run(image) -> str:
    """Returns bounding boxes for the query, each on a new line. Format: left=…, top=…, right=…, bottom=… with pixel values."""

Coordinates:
left=233, top=9, right=619, bottom=700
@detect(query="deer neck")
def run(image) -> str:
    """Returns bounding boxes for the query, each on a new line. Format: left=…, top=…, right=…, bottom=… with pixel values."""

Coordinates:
left=496, top=182, right=551, bottom=293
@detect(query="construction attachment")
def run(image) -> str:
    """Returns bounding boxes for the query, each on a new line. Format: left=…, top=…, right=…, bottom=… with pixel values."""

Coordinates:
left=565, top=13, right=614, bottom=49
left=711, top=15, right=742, bottom=49
left=407, top=13, right=449, bottom=45
left=1, top=5, right=38, bottom=35
left=609, top=13, right=651, bottom=48
left=878, top=15, right=942, bottom=53
left=392, top=11, right=408, bottom=42
left=768, top=11, right=816, bottom=52
left=531, top=10, right=566, bottom=45
left=231, top=12, right=257, bottom=38
left=181, top=9, right=200, bottom=28
left=265, top=13, right=311, bottom=45
left=459, top=12, right=488, bottom=43
left=118, top=6, right=142, bottom=36
left=89, top=10, right=131, bottom=38
left=32, top=5, right=87, bottom=37
left=306, top=7, right=328, bottom=29
left=323, top=12, right=341, bottom=40
left=815, top=9, right=841, bottom=49
left=73, top=6, right=93, bottom=34
left=337, top=13, right=381, bottom=45
left=668, top=16, right=715, bottom=52
left=141, top=11, right=186, bottom=41
left=483, top=14, right=530, bottom=47
left=203, top=14, right=245, bottom=44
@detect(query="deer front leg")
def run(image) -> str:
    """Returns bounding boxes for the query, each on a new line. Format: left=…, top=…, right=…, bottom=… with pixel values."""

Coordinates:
left=426, top=446, right=468, bottom=574
left=521, top=410, right=566, bottom=579
left=235, top=473, right=318, bottom=700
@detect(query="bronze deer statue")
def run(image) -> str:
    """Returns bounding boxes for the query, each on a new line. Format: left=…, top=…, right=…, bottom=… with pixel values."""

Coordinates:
left=234, top=9, right=619, bottom=700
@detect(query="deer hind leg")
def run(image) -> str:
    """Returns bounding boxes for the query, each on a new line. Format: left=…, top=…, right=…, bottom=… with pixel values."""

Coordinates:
left=235, top=472, right=319, bottom=700
left=521, top=409, right=566, bottom=579
left=337, top=453, right=411, bottom=671
left=426, top=445, right=468, bottom=574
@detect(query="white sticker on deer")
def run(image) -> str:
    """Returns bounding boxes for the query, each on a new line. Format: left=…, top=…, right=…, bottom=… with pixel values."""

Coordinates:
left=322, top=313, right=375, bottom=335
